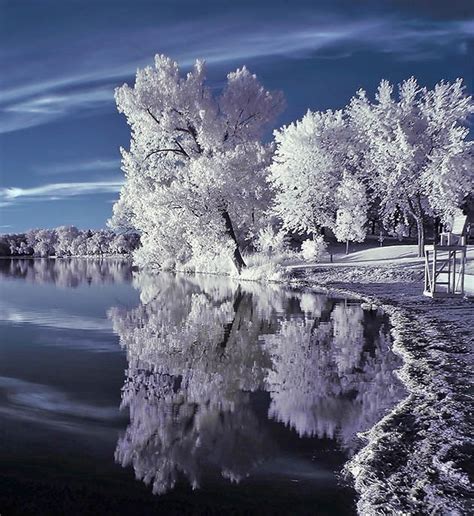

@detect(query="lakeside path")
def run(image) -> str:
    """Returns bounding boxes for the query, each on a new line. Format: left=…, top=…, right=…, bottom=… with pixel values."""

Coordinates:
left=284, top=255, right=473, bottom=515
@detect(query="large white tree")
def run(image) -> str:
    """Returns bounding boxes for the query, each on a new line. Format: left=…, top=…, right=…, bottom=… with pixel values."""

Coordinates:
left=110, top=55, right=284, bottom=272
left=348, top=77, right=473, bottom=255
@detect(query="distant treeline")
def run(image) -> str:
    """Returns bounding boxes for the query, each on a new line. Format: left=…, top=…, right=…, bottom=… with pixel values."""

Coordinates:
left=0, top=226, right=140, bottom=257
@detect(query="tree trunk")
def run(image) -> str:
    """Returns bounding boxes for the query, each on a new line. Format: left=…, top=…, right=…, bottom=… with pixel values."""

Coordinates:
left=346, top=240, right=349, bottom=255
left=219, top=287, right=245, bottom=349
left=221, top=209, right=246, bottom=273
left=416, top=217, right=425, bottom=257
left=433, top=216, right=440, bottom=245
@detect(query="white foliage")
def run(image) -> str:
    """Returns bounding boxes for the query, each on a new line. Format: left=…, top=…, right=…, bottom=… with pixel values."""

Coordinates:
left=347, top=77, right=474, bottom=226
left=255, top=224, right=288, bottom=255
left=301, top=235, right=327, bottom=262
left=1, top=228, right=138, bottom=257
left=112, top=55, right=284, bottom=271
left=268, top=109, right=365, bottom=235
left=334, top=171, right=367, bottom=245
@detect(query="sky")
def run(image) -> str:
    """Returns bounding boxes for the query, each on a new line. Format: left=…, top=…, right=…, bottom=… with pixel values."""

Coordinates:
left=0, top=0, right=473, bottom=233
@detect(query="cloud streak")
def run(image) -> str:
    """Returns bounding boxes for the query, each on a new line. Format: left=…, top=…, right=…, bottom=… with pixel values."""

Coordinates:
left=0, top=15, right=472, bottom=133
left=0, top=86, right=114, bottom=133
left=35, top=158, right=121, bottom=176
left=0, top=180, right=124, bottom=206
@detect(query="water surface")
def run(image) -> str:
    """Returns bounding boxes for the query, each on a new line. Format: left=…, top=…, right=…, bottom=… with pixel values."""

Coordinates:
left=0, top=259, right=405, bottom=515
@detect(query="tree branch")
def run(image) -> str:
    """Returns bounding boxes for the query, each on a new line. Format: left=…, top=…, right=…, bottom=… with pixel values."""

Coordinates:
left=174, top=139, right=190, bottom=158
left=144, top=147, right=188, bottom=160
left=146, top=108, right=160, bottom=126
left=174, top=124, right=202, bottom=154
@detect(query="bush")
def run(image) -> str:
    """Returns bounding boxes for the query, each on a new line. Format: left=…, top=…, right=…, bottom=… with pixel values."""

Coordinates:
left=301, top=235, right=327, bottom=262
left=255, top=225, right=289, bottom=255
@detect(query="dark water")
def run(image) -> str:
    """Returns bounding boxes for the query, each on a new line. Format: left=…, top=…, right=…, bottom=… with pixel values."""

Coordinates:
left=0, top=259, right=405, bottom=515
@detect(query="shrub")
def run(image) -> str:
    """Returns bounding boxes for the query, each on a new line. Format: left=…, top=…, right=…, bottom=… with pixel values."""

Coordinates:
left=256, top=225, right=289, bottom=255
left=301, top=235, right=327, bottom=262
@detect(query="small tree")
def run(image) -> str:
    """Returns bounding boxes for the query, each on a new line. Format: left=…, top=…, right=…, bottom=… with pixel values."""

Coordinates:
left=301, top=235, right=327, bottom=262
left=334, top=172, right=367, bottom=254
left=256, top=224, right=288, bottom=255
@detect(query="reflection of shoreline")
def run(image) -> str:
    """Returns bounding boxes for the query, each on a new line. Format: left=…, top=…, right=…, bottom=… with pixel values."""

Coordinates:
left=0, top=258, right=133, bottom=287
left=109, top=272, right=405, bottom=496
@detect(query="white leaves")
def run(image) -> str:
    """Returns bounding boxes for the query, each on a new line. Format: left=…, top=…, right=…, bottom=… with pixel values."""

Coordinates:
left=220, top=66, right=285, bottom=144
left=349, top=77, right=473, bottom=223
left=2, top=227, right=139, bottom=257
left=269, top=110, right=349, bottom=234
left=114, top=54, right=284, bottom=269
left=301, top=235, right=327, bottom=262
left=334, top=172, right=368, bottom=245
left=255, top=224, right=288, bottom=255
left=113, top=57, right=472, bottom=268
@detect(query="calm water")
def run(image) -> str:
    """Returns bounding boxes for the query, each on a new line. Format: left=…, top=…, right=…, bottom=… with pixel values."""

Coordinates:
left=0, top=259, right=405, bottom=515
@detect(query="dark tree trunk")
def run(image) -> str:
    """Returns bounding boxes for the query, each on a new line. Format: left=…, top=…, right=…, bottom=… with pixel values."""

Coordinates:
left=433, top=216, right=440, bottom=244
left=219, top=287, right=245, bottom=349
left=415, top=217, right=425, bottom=257
left=221, top=209, right=246, bottom=273
left=345, top=240, right=349, bottom=255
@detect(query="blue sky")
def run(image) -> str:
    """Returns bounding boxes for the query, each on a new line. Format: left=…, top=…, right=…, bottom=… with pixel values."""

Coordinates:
left=0, top=0, right=473, bottom=233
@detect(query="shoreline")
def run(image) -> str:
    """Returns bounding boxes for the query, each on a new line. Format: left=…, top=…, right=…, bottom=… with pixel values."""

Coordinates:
left=285, top=269, right=472, bottom=515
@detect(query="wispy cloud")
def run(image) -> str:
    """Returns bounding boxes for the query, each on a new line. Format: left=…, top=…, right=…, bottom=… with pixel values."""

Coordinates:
left=35, top=158, right=121, bottom=176
left=0, top=86, right=114, bottom=133
left=0, top=14, right=472, bottom=133
left=0, top=180, right=124, bottom=206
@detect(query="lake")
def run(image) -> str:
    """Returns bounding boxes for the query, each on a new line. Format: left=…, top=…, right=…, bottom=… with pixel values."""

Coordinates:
left=0, top=258, right=405, bottom=515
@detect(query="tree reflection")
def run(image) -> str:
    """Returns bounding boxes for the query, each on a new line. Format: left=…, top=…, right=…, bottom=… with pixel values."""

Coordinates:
left=0, top=258, right=133, bottom=287
left=264, top=303, right=404, bottom=455
left=109, top=273, right=405, bottom=495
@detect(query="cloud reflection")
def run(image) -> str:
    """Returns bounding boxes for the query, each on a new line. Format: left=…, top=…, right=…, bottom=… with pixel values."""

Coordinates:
left=0, top=376, right=120, bottom=432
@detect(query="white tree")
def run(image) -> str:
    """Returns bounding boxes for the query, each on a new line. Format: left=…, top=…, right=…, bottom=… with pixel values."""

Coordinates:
left=347, top=77, right=473, bottom=255
left=300, top=235, right=327, bottom=262
left=269, top=109, right=365, bottom=237
left=255, top=224, right=288, bottom=255
left=110, top=232, right=139, bottom=255
left=55, top=225, right=80, bottom=257
left=88, top=229, right=112, bottom=255
left=111, top=55, right=284, bottom=272
left=334, top=171, right=367, bottom=254
left=29, top=229, right=57, bottom=257
left=69, top=230, right=90, bottom=256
